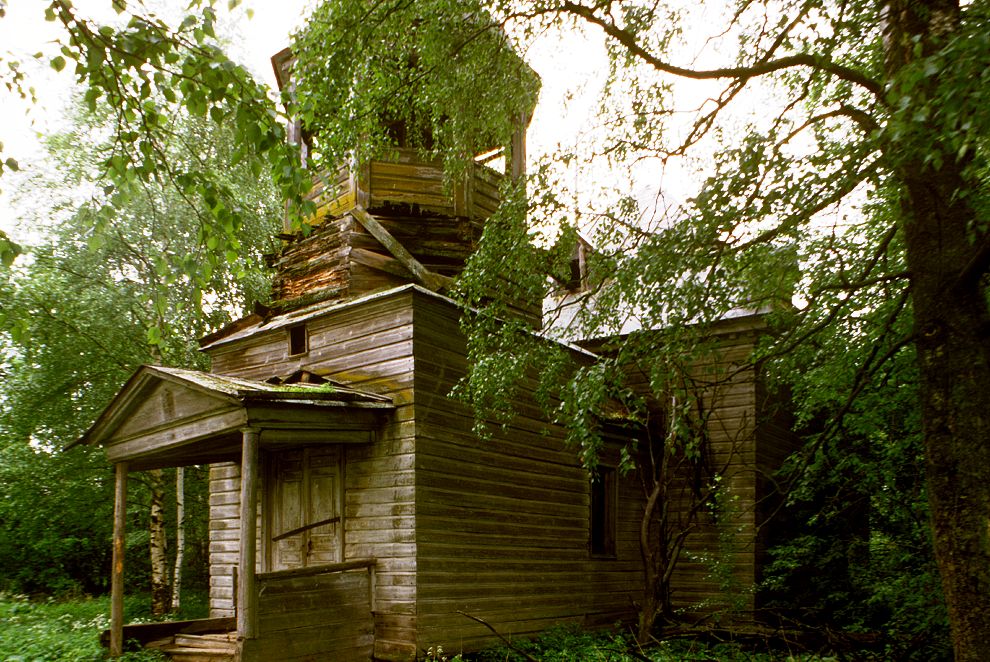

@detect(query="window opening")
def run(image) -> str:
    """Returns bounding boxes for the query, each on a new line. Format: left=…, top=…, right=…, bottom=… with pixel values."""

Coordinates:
left=590, top=466, right=617, bottom=557
left=288, top=323, right=308, bottom=356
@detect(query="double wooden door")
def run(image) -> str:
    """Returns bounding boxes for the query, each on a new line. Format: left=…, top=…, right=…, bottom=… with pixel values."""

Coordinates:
left=267, top=446, right=342, bottom=571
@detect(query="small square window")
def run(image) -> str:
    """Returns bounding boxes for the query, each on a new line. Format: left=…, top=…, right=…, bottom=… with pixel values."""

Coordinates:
left=288, top=323, right=308, bottom=356
left=590, top=466, right=617, bottom=557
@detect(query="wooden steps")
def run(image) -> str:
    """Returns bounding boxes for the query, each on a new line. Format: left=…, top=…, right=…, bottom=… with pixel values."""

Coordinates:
left=147, top=632, right=237, bottom=662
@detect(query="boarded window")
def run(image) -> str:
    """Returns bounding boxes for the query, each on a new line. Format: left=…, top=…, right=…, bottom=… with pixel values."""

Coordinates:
left=288, top=323, right=308, bottom=356
left=590, top=466, right=617, bottom=557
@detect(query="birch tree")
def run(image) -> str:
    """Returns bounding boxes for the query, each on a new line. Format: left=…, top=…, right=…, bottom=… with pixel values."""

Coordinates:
left=0, top=100, right=278, bottom=604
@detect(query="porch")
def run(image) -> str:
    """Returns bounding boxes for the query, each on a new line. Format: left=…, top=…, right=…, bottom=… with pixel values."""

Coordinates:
left=101, top=559, right=376, bottom=662
left=75, top=365, right=393, bottom=659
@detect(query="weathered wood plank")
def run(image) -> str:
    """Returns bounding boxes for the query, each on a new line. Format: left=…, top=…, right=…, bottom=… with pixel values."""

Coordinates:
left=350, top=207, right=450, bottom=293
left=110, top=462, right=127, bottom=658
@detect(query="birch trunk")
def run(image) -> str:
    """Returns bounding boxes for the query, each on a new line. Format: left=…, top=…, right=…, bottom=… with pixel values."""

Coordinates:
left=149, top=468, right=170, bottom=616
left=170, top=467, right=185, bottom=614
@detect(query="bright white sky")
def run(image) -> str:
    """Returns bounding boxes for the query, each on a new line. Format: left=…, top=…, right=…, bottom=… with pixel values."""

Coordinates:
left=0, top=0, right=614, bottom=242
left=0, top=1, right=311, bottom=150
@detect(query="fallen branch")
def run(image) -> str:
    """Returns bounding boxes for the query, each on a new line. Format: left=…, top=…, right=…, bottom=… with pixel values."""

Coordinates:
left=456, top=611, right=541, bottom=662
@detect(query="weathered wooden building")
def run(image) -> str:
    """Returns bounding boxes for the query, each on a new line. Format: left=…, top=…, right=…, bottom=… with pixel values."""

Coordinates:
left=79, top=42, right=799, bottom=662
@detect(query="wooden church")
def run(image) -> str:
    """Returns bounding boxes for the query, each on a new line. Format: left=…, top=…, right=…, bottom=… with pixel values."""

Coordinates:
left=79, top=40, right=798, bottom=662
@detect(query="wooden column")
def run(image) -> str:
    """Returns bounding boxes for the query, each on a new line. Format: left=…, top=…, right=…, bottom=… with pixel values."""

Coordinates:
left=109, top=462, right=128, bottom=657
left=237, top=428, right=260, bottom=639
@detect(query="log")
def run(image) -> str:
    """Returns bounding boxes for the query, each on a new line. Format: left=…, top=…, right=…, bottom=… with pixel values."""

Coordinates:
left=110, top=462, right=128, bottom=657
left=350, top=207, right=451, bottom=292
left=238, top=428, right=260, bottom=639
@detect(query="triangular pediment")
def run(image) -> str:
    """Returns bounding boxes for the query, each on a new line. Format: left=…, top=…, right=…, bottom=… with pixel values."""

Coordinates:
left=77, top=365, right=393, bottom=471
left=80, top=366, right=243, bottom=447
left=114, top=378, right=240, bottom=441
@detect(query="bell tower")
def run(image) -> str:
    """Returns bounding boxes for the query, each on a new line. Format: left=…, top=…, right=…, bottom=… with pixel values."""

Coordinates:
left=263, top=46, right=540, bottom=326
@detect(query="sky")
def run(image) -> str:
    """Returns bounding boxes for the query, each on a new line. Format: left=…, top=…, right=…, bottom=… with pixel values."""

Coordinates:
left=0, top=1, right=311, bottom=148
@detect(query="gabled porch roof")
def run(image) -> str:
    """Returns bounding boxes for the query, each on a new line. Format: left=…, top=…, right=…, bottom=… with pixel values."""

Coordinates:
left=77, top=365, right=393, bottom=471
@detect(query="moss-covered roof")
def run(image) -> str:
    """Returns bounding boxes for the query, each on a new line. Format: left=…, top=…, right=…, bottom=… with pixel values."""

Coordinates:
left=148, top=365, right=392, bottom=405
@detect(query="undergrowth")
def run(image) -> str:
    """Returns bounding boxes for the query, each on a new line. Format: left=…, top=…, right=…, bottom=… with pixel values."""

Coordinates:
left=431, top=624, right=839, bottom=662
left=1, top=595, right=847, bottom=662
left=0, top=592, right=207, bottom=662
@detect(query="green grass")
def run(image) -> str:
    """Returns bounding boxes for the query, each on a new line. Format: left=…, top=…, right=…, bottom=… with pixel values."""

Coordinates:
left=1, top=596, right=838, bottom=662
left=0, top=592, right=208, bottom=662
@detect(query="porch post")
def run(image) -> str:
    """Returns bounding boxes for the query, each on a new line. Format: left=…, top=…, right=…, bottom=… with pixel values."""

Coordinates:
left=110, top=462, right=128, bottom=657
left=237, top=427, right=260, bottom=639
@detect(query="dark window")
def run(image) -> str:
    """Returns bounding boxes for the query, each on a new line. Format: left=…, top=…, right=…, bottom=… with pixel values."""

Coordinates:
left=288, top=323, right=308, bottom=356
left=590, top=466, right=617, bottom=557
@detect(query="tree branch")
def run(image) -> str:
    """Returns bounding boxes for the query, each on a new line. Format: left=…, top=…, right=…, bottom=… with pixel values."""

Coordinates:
left=456, top=611, right=541, bottom=662
left=556, top=1, right=884, bottom=99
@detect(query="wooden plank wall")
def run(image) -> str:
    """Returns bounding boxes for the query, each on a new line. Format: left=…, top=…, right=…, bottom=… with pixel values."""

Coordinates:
left=206, top=290, right=419, bottom=661
left=619, top=328, right=762, bottom=620
left=307, top=166, right=354, bottom=226
left=305, top=150, right=504, bottom=228
left=411, top=291, right=642, bottom=654
left=239, top=568, right=373, bottom=662
left=269, top=208, right=484, bottom=309
left=208, top=462, right=264, bottom=618
left=682, top=335, right=759, bottom=618
left=469, top=166, right=501, bottom=219
left=268, top=204, right=545, bottom=328
left=208, top=462, right=239, bottom=617
left=269, top=216, right=354, bottom=304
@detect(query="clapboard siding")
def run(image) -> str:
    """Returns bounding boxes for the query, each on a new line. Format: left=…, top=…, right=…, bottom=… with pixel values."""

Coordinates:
left=411, top=291, right=642, bottom=654
left=617, top=323, right=763, bottom=618
left=240, top=566, right=374, bottom=662
left=305, top=149, right=505, bottom=225
left=208, top=462, right=240, bottom=617
left=208, top=462, right=264, bottom=618
left=205, top=289, right=419, bottom=660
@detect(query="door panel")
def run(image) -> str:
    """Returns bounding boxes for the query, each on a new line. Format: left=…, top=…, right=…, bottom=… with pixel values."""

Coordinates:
left=308, top=467, right=340, bottom=565
left=269, top=446, right=342, bottom=571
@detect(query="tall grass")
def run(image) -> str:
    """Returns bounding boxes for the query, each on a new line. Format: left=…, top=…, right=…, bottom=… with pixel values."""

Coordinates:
left=0, top=592, right=207, bottom=662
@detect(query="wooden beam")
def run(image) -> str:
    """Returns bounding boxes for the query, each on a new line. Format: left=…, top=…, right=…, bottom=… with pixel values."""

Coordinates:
left=350, top=206, right=452, bottom=292
left=110, top=462, right=128, bottom=658
left=350, top=247, right=414, bottom=279
left=237, top=428, right=260, bottom=640
left=351, top=158, right=371, bottom=209
left=105, top=407, right=248, bottom=464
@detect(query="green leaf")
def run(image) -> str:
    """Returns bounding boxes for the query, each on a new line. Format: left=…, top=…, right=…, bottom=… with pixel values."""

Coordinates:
left=4, top=157, right=19, bottom=172
left=50, top=56, right=66, bottom=72
left=146, top=325, right=162, bottom=345
left=0, top=236, right=21, bottom=267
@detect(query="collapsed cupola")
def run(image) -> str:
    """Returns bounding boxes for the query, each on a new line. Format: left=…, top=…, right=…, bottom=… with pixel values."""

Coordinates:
left=262, top=20, right=541, bottom=325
